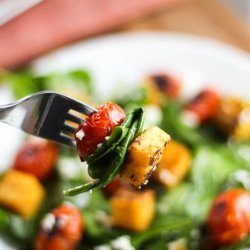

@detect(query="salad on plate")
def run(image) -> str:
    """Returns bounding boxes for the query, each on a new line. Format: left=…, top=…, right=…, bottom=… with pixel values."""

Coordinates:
left=0, top=69, right=250, bottom=250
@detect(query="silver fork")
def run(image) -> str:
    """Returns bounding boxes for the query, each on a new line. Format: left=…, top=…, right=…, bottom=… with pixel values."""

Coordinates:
left=0, top=91, right=96, bottom=147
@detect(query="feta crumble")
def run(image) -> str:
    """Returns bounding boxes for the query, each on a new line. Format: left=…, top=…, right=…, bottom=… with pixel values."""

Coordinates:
left=97, top=143, right=102, bottom=148
left=76, top=130, right=85, bottom=141
left=57, top=214, right=68, bottom=228
left=41, top=213, right=56, bottom=232
left=111, top=236, right=135, bottom=250
left=105, top=136, right=110, bottom=140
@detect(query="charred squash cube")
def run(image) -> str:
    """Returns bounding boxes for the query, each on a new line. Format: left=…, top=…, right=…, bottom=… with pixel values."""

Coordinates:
left=111, top=188, right=155, bottom=231
left=0, top=170, right=45, bottom=218
left=153, top=140, right=192, bottom=187
left=121, top=126, right=170, bottom=187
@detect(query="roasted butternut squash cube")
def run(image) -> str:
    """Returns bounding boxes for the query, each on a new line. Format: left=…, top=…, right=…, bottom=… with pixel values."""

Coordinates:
left=111, top=188, right=155, bottom=231
left=153, top=141, right=192, bottom=187
left=0, top=170, right=45, bottom=218
left=215, top=97, right=250, bottom=141
left=121, top=126, right=170, bottom=187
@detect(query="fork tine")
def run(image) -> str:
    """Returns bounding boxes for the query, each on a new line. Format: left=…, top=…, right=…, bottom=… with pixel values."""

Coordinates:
left=62, top=123, right=77, bottom=135
left=69, top=101, right=97, bottom=116
left=66, top=113, right=85, bottom=124
left=58, top=133, right=76, bottom=148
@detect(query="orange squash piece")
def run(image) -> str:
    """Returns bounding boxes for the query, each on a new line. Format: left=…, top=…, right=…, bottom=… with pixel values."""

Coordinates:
left=153, top=141, right=192, bottom=187
left=0, top=170, right=45, bottom=218
left=111, top=188, right=155, bottom=231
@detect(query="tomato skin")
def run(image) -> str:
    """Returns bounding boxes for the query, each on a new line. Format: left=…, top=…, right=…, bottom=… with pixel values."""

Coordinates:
left=150, top=73, right=180, bottom=99
left=185, top=89, right=220, bottom=123
left=35, top=204, right=84, bottom=250
left=13, top=138, right=58, bottom=181
left=76, top=102, right=126, bottom=161
left=207, top=189, right=250, bottom=247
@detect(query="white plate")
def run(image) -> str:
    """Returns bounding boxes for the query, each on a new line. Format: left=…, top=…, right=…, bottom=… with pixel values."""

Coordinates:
left=32, top=32, right=250, bottom=100
left=1, top=31, right=250, bottom=249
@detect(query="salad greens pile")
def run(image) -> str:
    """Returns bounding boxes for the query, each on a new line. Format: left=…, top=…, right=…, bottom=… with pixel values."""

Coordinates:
left=0, top=69, right=250, bottom=249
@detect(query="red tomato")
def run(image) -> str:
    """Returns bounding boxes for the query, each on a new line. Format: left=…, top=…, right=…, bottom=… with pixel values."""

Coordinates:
left=150, top=73, right=180, bottom=99
left=185, top=89, right=220, bottom=123
left=76, top=102, right=126, bottom=161
left=13, top=138, right=58, bottom=181
left=35, top=204, right=84, bottom=250
left=207, top=189, right=250, bottom=247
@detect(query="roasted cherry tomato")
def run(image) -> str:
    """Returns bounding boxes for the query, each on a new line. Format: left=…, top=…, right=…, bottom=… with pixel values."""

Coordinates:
left=35, top=204, right=84, bottom=250
left=149, top=73, right=180, bottom=99
left=185, top=89, right=220, bottom=124
left=13, top=138, right=58, bottom=181
left=207, top=189, right=250, bottom=247
left=76, top=102, right=126, bottom=161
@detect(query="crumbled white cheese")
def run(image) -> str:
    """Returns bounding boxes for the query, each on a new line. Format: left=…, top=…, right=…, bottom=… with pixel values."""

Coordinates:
left=180, top=110, right=199, bottom=128
left=111, top=236, right=135, bottom=250
left=105, top=136, right=110, bottom=140
left=168, top=238, right=187, bottom=250
left=57, top=214, right=68, bottom=228
left=76, top=130, right=85, bottom=141
left=97, top=143, right=102, bottom=148
left=93, top=245, right=111, bottom=250
left=41, top=213, right=56, bottom=232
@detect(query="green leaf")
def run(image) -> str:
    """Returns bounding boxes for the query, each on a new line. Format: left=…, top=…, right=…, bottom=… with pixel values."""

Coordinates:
left=0, top=208, right=10, bottom=231
left=187, top=146, right=243, bottom=220
left=132, top=217, right=193, bottom=248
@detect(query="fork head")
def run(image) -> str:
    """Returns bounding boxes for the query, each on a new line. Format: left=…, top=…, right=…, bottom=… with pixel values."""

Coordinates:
left=9, top=91, right=96, bottom=147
